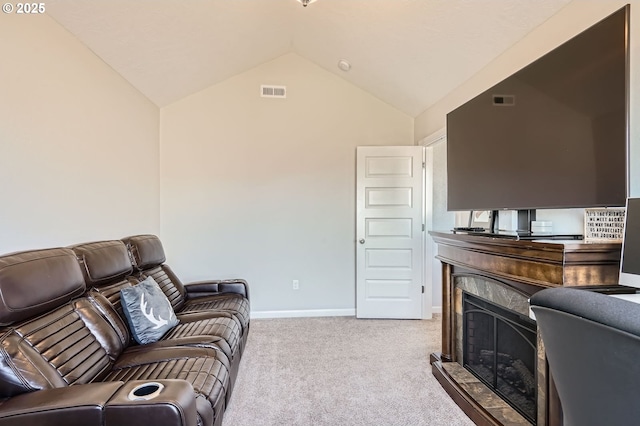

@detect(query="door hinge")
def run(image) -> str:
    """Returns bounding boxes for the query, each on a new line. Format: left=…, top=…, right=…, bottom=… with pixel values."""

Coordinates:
left=422, top=162, right=426, bottom=169
left=422, top=286, right=425, bottom=294
left=422, top=224, right=425, bottom=232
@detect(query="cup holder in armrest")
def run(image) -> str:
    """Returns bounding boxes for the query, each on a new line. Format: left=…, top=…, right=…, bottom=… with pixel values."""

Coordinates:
left=127, top=382, right=165, bottom=401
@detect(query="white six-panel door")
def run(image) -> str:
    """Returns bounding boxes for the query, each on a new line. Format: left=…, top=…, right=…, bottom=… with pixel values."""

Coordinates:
left=356, top=146, right=424, bottom=319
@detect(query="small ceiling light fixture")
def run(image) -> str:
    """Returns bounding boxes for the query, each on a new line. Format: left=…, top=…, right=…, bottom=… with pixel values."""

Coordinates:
left=298, top=0, right=317, bottom=7
left=337, top=59, right=351, bottom=72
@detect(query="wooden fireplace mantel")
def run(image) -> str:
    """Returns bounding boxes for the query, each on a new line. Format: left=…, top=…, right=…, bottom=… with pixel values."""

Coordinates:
left=430, top=231, right=622, bottom=426
left=432, top=231, right=621, bottom=288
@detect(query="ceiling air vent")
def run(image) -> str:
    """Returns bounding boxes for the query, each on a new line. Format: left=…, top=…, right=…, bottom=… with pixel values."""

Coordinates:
left=261, top=85, right=287, bottom=98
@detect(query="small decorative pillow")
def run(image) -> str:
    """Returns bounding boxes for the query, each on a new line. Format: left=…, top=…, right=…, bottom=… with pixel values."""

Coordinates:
left=121, top=276, right=179, bottom=344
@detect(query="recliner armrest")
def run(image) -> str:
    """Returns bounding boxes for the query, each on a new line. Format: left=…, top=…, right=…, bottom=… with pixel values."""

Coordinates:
left=185, top=278, right=249, bottom=299
left=0, top=382, right=121, bottom=425
left=106, top=379, right=199, bottom=426
left=0, top=380, right=199, bottom=426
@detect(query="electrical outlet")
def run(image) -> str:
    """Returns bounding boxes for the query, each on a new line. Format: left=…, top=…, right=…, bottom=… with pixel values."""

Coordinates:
left=292, top=279, right=299, bottom=290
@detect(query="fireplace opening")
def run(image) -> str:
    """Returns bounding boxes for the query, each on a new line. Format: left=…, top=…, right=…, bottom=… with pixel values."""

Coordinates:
left=463, top=292, right=537, bottom=424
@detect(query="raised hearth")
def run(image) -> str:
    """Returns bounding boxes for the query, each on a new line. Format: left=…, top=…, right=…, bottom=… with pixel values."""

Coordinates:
left=440, top=362, right=530, bottom=426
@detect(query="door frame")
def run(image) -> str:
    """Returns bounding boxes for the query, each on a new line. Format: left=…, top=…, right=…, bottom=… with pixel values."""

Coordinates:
left=420, top=128, right=446, bottom=319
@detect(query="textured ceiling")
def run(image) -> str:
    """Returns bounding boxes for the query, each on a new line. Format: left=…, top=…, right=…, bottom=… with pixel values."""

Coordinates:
left=46, top=0, right=572, bottom=116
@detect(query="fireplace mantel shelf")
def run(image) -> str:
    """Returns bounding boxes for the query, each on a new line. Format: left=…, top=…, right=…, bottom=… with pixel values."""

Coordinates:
left=430, top=231, right=621, bottom=289
left=430, top=231, right=622, bottom=426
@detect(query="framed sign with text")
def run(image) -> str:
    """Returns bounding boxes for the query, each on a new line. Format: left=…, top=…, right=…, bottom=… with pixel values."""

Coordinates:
left=584, top=207, right=626, bottom=242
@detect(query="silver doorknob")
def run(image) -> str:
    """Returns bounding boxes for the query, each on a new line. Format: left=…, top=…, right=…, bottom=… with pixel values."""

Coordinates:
left=359, top=239, right=365, bottom=244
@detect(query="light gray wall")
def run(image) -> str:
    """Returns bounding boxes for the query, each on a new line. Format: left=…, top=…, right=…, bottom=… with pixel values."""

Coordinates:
left=0, top=15, right=160, bottom=253
left=160, top=53, right=414, bottom=315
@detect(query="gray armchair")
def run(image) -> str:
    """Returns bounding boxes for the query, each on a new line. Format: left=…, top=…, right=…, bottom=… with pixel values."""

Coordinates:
left=530, top=287, right=640, bottom=426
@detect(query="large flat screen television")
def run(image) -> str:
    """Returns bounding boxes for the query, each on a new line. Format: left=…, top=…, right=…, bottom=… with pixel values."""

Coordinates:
left=447, top=5, right=629, bottom=216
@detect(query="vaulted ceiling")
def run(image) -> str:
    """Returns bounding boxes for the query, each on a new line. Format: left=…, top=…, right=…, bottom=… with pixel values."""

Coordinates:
left=46, top=0, right=573, bottom=116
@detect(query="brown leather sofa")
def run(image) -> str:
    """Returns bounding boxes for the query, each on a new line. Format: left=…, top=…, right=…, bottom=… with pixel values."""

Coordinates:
left=0, top=236, right=250, bottom=426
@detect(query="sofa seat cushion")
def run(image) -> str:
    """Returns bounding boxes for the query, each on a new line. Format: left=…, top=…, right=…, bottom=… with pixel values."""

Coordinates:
left=182, top=294, right=250, bottom=331
left=163, top=314, right=241, bottom=360
left=104, top=346, right=229, bottom=420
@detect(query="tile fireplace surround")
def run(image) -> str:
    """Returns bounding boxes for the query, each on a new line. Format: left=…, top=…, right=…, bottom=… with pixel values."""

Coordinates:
left=429, top=231, right=622, bottom=426
left=455, top=276, right=540, bottom=424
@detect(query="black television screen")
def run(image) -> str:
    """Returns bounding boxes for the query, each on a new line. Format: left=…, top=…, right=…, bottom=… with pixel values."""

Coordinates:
left=447, top=5, right=629, bottom=212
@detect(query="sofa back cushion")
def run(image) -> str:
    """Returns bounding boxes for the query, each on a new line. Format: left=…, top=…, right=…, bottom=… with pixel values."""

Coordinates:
left=122, top=235, right=187, bottom=311
left=0, top=300, right=115, bottom=398
left=0, top=248, right=126, bottom=398
left=88, top=279, right=134, bottom=317
left=122, top=235, right=166, bottom=270
left=0, top=248, right=85, bottom=326
left=71, top=239, right=138, bottom=329
left=80, top=294, right=130, bottom=357
left=71, top=240, right=133, bottom=287
left=142, top=265, right=187, bottom=312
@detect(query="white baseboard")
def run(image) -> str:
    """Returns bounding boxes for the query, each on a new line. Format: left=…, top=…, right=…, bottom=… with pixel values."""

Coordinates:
left=251, top=308, right=356, bottom=319
left=251, top=307, right=442, bottom=319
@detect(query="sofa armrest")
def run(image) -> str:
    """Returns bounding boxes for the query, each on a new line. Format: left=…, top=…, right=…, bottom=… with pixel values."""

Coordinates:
left=106, top=379, right=198, bottom=426
left=0, top=380, right=199, bottom=426
left=0, top=382, right=123, bottom=425
left=184, top=278, right=249, bottom=299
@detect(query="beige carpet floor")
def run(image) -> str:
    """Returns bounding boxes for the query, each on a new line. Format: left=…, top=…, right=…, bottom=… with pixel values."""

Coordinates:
left=222, top=315, right=475, bottom=426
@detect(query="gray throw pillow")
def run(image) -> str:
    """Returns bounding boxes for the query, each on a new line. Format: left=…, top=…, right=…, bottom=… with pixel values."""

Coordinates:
left=121, top=276, right=179, bottom=344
